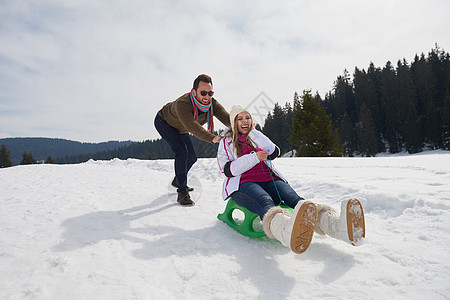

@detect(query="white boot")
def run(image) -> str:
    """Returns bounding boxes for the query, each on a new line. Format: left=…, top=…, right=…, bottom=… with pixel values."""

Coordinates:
left=315, top=199, right=365, bottom=245
left=262, top=201, right=318, bottom=254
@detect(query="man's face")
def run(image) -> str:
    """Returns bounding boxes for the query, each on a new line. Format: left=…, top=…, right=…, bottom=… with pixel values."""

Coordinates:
left=193, top=81, right=214, bottom=105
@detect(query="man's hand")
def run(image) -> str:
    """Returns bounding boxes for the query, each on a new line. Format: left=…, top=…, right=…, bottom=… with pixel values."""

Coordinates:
left=212, top=135, right=222, bottom=143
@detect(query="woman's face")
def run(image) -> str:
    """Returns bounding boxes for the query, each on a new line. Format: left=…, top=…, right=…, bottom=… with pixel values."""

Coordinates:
left=235, top=112, right=252, bottom=135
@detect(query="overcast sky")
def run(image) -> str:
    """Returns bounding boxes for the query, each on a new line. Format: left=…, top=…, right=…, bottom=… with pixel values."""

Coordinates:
left=1, top=0, right=449, bottom=142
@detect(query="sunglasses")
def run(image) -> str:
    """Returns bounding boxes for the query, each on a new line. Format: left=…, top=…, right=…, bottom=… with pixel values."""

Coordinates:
left=200, top=90, right=214, bottom=97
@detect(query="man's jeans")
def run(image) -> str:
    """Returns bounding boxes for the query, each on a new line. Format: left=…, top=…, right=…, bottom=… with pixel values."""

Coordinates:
left=231, top=179, right=304, bottom=220
left=154, top=114, right=197, bottom=191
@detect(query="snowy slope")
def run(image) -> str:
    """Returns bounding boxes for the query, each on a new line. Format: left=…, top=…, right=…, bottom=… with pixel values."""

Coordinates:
left=1, top=151, right=450, bottom=299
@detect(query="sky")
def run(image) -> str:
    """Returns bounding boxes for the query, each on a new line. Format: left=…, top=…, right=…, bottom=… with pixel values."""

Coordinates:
left=1, top=0, right=449, bottom=143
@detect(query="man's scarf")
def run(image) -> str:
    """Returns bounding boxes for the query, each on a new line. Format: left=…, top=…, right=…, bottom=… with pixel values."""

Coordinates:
left=190, top=91, right=214, bottom=134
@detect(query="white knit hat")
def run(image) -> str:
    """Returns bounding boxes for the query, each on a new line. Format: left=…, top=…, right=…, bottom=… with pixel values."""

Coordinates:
left=229, top=105, right=248, bottom=127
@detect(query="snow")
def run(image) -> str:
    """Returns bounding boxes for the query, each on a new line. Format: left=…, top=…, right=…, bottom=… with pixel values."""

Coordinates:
left=1, top=150, right=450, bottom=299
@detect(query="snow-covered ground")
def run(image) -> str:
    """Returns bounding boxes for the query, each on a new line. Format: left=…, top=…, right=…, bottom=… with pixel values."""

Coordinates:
left=1, top=150, right=449, bottom=299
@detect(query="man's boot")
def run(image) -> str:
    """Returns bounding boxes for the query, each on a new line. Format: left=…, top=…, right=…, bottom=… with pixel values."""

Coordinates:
left=177, top=189, right=195, bottom=206
left=172, top=177, right=194, bottom=192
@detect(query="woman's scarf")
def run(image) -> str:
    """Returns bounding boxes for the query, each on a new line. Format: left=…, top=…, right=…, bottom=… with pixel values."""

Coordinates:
left=190, top=91, right=214, bottom=133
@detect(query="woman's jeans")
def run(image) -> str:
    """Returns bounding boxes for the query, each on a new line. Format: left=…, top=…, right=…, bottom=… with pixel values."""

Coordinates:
left=231, top=179, right=305, bottom=220
left=154, top=114, right=197, bottom=191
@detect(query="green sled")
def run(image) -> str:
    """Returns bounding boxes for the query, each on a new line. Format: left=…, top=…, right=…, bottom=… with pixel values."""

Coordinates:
left=217, top=197, right=292, bottom=237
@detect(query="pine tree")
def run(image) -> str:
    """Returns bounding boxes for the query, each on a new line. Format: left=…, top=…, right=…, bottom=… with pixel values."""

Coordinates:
left=397, top=59, right=423, bottom=153
left=353, top=66, right=384, bottom=153
left=442, top=88, right=450, bottom=150
left=262, top=104, right=280, bottom=150
left=46, top=156, right=55, bottom=164
left=20, top=151, right=37, bottom=165
left=367, top=62, right=385, bottom=152
left=290, top=90, right=343, bottom=157
left=357, top=103, right=378, bottom=156
left=412, top=53, right=440, bottom=149
left=426, top=45, right=449, bottom=148
left=293, top=91, right=301, bottom=108
left=380, top=61, right=402, bottom=153
left=329, top=70, right=355, bottom=127
left=282, top=101, right=294, bottom=155
left=339, top=112, right=357, bottom=156
left=0, top=145, right=13, bottom=168
left=262, top=102, right=294, bottom=155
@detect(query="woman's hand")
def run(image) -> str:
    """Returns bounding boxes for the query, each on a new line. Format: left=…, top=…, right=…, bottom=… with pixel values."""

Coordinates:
left=256, top=150, right=268, bottom=161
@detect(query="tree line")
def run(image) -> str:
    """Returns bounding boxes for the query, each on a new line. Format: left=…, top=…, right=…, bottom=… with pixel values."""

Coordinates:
left=0, top=145, right=55, bottom=167
left=262, top=45, right=450, bottom=157
left=324, top=45, right=449, bottom=156
left=0, top=137, right=133, bottom=164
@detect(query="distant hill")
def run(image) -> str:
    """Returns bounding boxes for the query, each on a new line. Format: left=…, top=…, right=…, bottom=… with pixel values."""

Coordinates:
left=53, top=136, right=218, bottom=164
left=0, top=136, right=219, bottom=165
left=0, top=138, right=134, bottom=165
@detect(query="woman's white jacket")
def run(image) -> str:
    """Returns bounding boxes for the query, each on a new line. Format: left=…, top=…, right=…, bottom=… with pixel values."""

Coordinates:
left=216, top=129, right=287, bottom=200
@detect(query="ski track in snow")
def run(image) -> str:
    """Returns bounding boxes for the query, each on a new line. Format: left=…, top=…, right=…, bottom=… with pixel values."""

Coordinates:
left=1, top=151, right=450, bottom=299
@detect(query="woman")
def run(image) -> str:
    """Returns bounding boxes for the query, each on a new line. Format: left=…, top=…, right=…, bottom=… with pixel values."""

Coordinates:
left=217, top=106, right=365, bottom=254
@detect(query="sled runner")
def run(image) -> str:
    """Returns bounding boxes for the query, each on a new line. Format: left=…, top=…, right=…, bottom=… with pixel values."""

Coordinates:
left=217, top=197, right=292, bottom=237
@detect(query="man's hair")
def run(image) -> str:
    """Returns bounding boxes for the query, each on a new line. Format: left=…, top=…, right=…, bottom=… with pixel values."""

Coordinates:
left=193, top=74, right=213, bottom=90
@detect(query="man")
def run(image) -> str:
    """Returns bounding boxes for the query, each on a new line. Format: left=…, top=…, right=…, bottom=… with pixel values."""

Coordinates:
left=154, top=74, right=230, bottom=206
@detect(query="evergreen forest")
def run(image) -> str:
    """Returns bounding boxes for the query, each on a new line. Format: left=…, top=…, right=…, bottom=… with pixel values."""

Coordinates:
left=263, top=45, right=450, bottom=156
left=324, top=45, right=450, bottom=156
